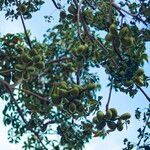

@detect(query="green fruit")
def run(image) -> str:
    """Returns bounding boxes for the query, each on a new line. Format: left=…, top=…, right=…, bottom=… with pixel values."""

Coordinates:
left=23, top=72, right=30, bottom=81
left=119, top=27, right=129, bottom=37
left=60, top=11, right=66, bottom=19
left=96, top=121, right=106, bottom=130
left=120, top=113, right=131, bottom=120
left=19, top=4, right=27, bottom=13
left=69, top=103, right=76, bottom=113
left=107, top=121, right=116, bottom=130
left=26, top=66, right=36, bottom=74
left=109, top=108, right=118, bottom=120
left=86, top=83, right=97, bottom=91
left=68, top=4, right=77, bottom=14
left=33, top=55, right=42, bottom=62
left=109, top=24, right=118, bottom=35
left=58, top=89, right=68, bottom=97
left=105, top=110, right=112, bottom=120
left=117, top=120, right=123, bottom=131
left=105, top=33, right=112, bottom=42
left=77, top=104, right=84, bottom=113
left=124, top=80, right=133, bottom=87
left=15, top=64, right=24, bottom=71
left=21, top=53, right=32, bottom=63
left=35, top=62, right=45, bottom=69
left=136, top=68, right=144, bottom=76
left=122, top=37, right=134, bottom=46
left=92, top=116, right=99, bottom=124
left=29, top=49, right=38, bottom=56
left=97, top=111, right=104, bottom=122
left=134, top=77, right=144, bottom=86
left=70, top=87, right=79, bottom=97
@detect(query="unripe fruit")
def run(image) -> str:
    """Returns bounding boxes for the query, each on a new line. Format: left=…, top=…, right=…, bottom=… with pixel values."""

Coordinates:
left=33, top=55, right=42, bottom=62
left=134, top=77, right=144, bottom=86
left=15, top=64, right=24, bottom=71
left=136, top=68, right=144, bottom=76
left=77, top=104, right=84, bottom=113
left=60, top=11, right=66, bottom=19
left=109, top=108, right=118, bottom=120
left=109, top=24, right=118, bottom=35
left=97, top=111, right=104, bottom=122
left=58, top=89, right=68, bottom=97
left=92, top=116, right=99, bottom=124
left=124, top=80, right=133, bottom=87
left=107, top=121, right=116, bottom=130
left=29, top=49, right=38, bottom=56
left=96, top=121, right=106, bottom=130
left=105, top=110, right=112, bottom=120
left=105, top=33, right=112, bottom=42
left=119, top=27, right=129, bottom=37
left=120, top=113, right=131, bottom=120
left=19, top=4, right=27, bottom=13
left=86, top=83, right=97, bottom=91
left=68, top=4, right=77, bottom=14
left=26, top=66, right=36, bottom=74
left=117, top=120, right=123, bottom=131
left=69, top=103, right=76, bottom=113
left=35, top=62, right=45, bottom=69
left=21, top=53, right=32, bottom=63
left=70, top=87, right=79, bottom=97
left=121, top=37, right=134, bottom=46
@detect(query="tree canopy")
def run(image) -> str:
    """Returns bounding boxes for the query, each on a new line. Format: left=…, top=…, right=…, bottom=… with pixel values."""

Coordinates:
left=0, top=0, right=150, bottom=149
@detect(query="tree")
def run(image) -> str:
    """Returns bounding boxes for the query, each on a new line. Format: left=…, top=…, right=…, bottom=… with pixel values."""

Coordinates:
left=0, top=0, right=149, bottom=149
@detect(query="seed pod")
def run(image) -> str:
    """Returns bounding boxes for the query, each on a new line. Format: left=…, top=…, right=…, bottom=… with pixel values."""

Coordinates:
left=35, top=62, right=45, bottom=69
left=69, top=103, right=76, bottom=113
left=117, top=120, right=123, bottom=131
left=33, top=55, right=42, bottom=63
left=120, top=113, right=131, bottom=120
left=136, top=68, right=144, bottom=76
left=60, top=11, right=66, bottom=19
left=15, top=64, right=24, bottom=71
left=109, top=108, right=118, bottom=120
left=107, top=121, right=116, bottom=130
left=92, top=116, right=99, bottom=124
left=105, top=33, right=112, bottom=43
left=26, top=66, right=36, bottom=74
left=119, top=27, right=129, bottom=37
left=70, top=87, right=79, bottom=97
left=21, top=53, right=32, bottom=63
left=19, top=4, right=27, bottom=13
left=96, top=121, right=106, bottom=130
left=97, top=111, right=104, bottom=122
left=105, top=110, right=112, bottom=120
left=68, top=4, right=77, bottom=14
left=109, top=24, right=118, bottom=35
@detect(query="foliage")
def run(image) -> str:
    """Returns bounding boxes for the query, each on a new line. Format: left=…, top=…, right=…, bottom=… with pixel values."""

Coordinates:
left=0, top=0, right=150, bottom=149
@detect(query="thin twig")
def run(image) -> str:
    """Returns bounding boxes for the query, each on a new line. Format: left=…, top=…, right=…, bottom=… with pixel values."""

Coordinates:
left=106, top=78, right=113, bottom=111
left=15, top=0, right=32, bottom=49
left=137, top=85, right=150, bottom=103
left=52, top=0, right=61, bottom=9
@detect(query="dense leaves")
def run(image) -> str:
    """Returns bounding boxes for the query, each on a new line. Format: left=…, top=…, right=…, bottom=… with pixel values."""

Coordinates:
left=0, top=0, right=150, bottom=149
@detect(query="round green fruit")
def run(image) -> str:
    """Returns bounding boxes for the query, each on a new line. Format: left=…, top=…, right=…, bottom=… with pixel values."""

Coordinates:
left=19, top=4, right=27, bottom=13
left=92, top=116, right=99, bottom=124
left=96, top=121, right=106, bottom=130
left=109, top=24, right=118, bottom=35
left=68, top=4, right=77, bottom=14
left=26, top=66, right=36, bottom=74
left=35, top=62, right=45, bottom=69
left=97, top=111, right=104, bottom=122
left=70, top=87, right=79, bottom=97
left=105, top=110, right=112, bottom=120
left=119, top=27, right=129, bottom=37
left=109, top=108, right=118, bottom=120
left=136, top=68, right=144, bottom=76
left=120, top=113, right=131, bottom=120
left=107, top=121, right=116, bottom=130
left=21, top=53, right=32, bottom=63
left=15, top=64, right=24, bottom=71
left=60, top=11, right=66, bottom=19
left=117, top=120, right=123, bottom=131
left=33, top=55, right=42, bottom=63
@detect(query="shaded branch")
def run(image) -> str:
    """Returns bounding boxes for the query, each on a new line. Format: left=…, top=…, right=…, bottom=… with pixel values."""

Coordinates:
left=52, top=0, right=61, bottom=9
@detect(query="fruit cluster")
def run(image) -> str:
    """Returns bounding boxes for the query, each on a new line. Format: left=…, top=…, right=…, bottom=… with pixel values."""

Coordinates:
left=92, top=108, right=131, bottom=132
left=14, top=49, right=44, bottom=82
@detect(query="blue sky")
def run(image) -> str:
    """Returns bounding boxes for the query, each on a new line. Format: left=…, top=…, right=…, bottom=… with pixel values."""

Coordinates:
left=0, top=0, right=150, bottom=149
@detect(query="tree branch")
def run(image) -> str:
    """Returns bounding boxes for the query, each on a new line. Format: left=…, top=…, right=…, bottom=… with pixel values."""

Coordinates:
left=51, top=0, right=61, bottom=9
left=15, top=0, right=32, bottom=49
left=106, top=78, right=113, bottom=111
left=137, top=85, right=150, bottom=103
